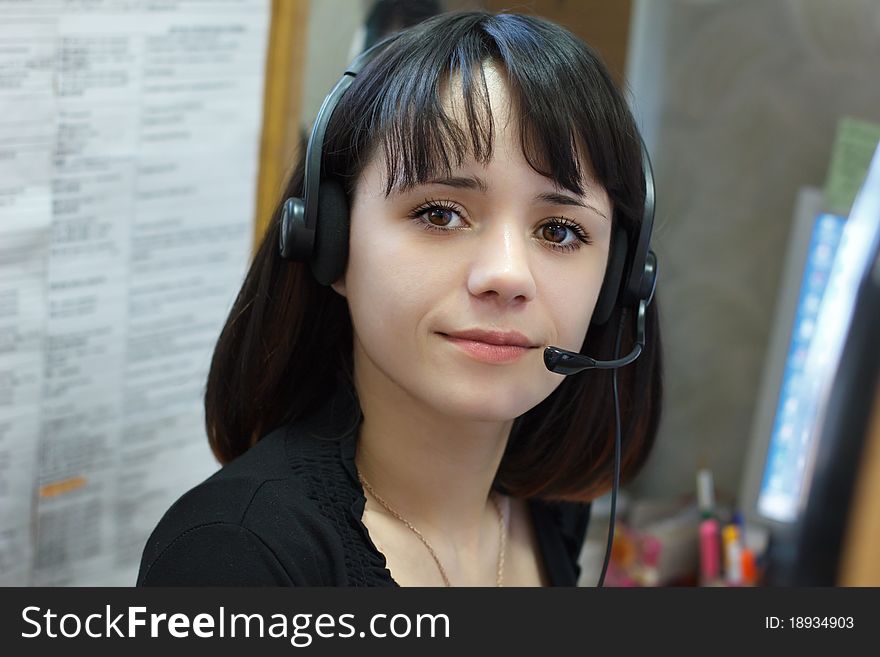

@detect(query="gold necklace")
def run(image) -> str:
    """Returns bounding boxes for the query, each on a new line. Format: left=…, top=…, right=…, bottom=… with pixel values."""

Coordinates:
left=358, top=472, right=508, bottom=587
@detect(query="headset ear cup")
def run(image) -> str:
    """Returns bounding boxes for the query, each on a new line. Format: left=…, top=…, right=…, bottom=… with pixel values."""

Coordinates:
left=310, top=179, right=350, bottom=286
left=592, top=226, right=628, bottom=326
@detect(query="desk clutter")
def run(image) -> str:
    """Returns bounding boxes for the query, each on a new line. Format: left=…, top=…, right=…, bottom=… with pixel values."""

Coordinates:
left=579, top=468, right=769, bottom=587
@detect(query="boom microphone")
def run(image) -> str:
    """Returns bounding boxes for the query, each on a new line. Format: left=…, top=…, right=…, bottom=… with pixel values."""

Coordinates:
left=543, top=298, right=647, bottom=375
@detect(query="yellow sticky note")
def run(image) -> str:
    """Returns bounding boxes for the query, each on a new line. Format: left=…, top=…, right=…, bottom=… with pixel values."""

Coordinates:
left=824, top=117, right=880, bottom=215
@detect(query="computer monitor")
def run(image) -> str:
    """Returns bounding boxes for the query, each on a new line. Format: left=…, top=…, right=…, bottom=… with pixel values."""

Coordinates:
left=739, top=143, right=880, bottom=585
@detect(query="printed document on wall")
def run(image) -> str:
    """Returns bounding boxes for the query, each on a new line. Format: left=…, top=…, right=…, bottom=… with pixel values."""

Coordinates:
left=0, top=0, right=270, bottom=586
left=0, top=13, right=56, bottom=586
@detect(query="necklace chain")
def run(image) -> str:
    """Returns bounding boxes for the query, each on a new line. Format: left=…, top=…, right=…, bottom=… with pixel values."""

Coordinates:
left=358, top=472, right=508, bottom=587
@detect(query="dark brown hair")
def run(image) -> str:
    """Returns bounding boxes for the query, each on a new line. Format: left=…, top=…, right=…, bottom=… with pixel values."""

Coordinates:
left=205, top=11, right=662, bottom=502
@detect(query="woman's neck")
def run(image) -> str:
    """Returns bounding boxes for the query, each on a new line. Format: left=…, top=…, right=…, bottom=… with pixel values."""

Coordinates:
left=351, top=354, right=513, bottom=554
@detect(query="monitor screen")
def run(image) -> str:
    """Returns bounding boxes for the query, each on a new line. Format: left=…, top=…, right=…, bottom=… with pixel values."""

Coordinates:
left=755, top=213, right=845, bottom=523
left=741, top=142, right=880, bottom=584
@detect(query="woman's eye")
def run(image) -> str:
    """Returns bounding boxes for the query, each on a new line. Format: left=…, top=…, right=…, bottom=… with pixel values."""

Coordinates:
left=540, top=220, right=593, bottom=252
left=542, top=223, right=568, bottom=243
left=423, top=207, right=463, bottom=228
left=408, top=202, right=468, bottom=231
left=407, top=202, right=592, bottom=252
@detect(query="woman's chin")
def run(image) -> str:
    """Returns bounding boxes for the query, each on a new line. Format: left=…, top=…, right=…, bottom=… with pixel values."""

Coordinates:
left=420, top=384, right=547, bottom=423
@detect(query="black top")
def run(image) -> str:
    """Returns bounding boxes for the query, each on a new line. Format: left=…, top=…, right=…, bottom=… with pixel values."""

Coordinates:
left=137, top=376, right=591, bottom=587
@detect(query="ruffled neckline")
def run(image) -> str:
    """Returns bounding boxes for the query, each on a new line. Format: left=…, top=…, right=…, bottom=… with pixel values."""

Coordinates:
left=286, top=371, right=584, bottom=586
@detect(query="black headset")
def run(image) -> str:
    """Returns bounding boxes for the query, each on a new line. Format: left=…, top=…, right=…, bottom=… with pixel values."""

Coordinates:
left=279, top=39, right=657, bottom=331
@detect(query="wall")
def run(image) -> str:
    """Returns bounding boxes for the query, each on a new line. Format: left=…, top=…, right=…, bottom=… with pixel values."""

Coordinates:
left=624, top=0, right=880, bottom=503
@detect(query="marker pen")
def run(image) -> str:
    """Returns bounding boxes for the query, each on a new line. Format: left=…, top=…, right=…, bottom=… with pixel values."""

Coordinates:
left=740, top=547, right=757, bottom=586
left=731, top=510, right=746, bottom=546
left=699, top=518, right=720, bottom=586
left=638, top=535, right=662, bottom=587
left=723, top=524, right=742, bottom=585
left=696, top=468, right=716, bottom=520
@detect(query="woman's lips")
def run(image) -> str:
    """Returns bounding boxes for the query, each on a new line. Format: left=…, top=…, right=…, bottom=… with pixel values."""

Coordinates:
left=440, top=334, right=534, bottom=363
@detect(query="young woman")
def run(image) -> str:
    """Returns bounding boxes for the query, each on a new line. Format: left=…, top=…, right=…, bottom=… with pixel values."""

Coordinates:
left=137, top=10, right=662, bottom=587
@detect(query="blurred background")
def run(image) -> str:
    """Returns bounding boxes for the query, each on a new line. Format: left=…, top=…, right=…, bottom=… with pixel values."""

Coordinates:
left=1, top=0, right=878, bottom=587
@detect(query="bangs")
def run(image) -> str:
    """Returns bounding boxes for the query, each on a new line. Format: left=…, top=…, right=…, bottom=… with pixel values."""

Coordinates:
left=375, top=55, right=590, bottom=199
left=327, top=12, right=640, bottom=212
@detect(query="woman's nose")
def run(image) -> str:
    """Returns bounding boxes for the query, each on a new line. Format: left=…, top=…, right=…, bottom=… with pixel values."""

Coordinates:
left=466, top=222, right=537, bottom=305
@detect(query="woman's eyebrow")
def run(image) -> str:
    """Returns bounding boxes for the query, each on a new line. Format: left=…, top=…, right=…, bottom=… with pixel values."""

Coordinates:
left=426, top=175, right=489, bottom=192
left=423, top=175, right=607, bottom=220
left=534, top=191, right=608, bottom=220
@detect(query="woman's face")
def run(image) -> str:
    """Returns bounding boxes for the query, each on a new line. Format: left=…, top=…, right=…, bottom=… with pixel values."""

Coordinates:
left=332, top=65, right=613, bottom=422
